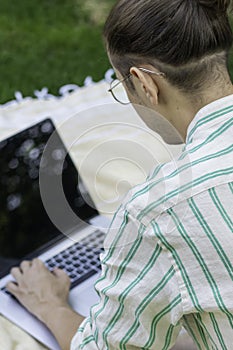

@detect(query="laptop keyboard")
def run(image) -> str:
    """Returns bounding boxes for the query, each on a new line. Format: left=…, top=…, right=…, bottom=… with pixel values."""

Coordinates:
left=1, top=229, right=105, bottom=296
left=45, top=229, right=105, bottom=288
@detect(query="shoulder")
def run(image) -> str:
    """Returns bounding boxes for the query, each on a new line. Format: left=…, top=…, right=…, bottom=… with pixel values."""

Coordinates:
left=124, top=139, right=233, bottom=226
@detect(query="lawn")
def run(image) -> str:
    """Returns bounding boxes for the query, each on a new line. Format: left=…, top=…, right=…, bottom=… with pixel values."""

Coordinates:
left=0, top=0, right=232, bottom=104
left=0, top=0, right=115, bottom=103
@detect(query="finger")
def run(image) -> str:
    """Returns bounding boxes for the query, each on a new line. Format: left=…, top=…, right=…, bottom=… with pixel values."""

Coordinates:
left=10, top=267, right=22, bottom=281
left=6, top=281, right=19, bottom=294
left=32, top=258, right=46, bottom=269
left=20, top=260, right=32, bottom=272
left=53, top=268, right=71, bottom=284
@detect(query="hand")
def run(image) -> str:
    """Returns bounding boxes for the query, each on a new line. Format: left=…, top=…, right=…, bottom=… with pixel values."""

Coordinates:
left=6, top=259, right=85, bottom=350
left=6, top=258, right=71, bottom=323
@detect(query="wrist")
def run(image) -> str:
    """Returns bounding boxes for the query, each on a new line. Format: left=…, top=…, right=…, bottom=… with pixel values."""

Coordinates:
left=37, top=299, right=71, bottom=326
left=38, top=302, right=85, bottom=350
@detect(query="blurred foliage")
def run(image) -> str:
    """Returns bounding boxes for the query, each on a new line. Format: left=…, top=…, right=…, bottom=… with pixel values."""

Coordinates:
left=0, top=1, right=232, bottom=103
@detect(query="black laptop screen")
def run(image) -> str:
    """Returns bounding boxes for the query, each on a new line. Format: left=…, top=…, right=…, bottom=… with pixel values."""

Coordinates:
left=0, top=118, right=98, bottom=277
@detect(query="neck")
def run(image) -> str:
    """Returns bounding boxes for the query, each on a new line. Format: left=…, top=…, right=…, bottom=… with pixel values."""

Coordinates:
left=158, top=78, right=233, bottom=141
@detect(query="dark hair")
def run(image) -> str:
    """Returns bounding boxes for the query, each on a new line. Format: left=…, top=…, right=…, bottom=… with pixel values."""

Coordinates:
left=104, top=0, right=233, bottom=94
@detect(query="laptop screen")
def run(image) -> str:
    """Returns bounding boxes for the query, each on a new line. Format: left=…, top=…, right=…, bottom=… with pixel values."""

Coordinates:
left=0, top=118, right=98, bottom=277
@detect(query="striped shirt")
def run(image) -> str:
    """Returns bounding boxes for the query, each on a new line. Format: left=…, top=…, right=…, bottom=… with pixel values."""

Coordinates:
left=71, top=95, right=233, bottom=350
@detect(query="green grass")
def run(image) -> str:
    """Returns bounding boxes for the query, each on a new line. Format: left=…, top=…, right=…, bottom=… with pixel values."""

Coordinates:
left=0, top=0, right=115, bottom=103
left=0, top=0, right=232, bottom=104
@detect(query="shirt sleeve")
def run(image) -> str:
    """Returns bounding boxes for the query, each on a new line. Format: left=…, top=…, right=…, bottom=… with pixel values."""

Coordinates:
left=71, top=206, right=183, bottom=350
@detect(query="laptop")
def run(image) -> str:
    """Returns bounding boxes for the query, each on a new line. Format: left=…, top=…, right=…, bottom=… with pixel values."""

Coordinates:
left=0, top=118, right=110, bottom=350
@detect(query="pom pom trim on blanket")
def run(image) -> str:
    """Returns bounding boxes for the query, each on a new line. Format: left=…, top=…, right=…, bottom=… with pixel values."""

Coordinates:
left=1, top=69, right=114, bottom=108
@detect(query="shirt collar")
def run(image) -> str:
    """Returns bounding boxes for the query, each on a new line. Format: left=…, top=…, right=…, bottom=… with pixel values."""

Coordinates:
left=186, top=94, right=233, bottom=145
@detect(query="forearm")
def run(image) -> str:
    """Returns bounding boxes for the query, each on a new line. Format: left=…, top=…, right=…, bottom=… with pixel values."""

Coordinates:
left=40, top=303, right=85, bottom=350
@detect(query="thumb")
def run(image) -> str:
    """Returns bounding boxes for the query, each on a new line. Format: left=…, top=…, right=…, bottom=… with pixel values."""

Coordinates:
left=53, top=267, right=70, bottom=281
left=53, top=267, right=68, bottom=277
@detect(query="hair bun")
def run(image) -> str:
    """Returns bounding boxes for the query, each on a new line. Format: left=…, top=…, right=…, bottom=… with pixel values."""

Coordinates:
left=198, top=0, right=232, bottom=13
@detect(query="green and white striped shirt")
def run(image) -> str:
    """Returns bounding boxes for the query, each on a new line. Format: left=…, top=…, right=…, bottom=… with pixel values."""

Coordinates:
left=71, top=95, right=233, bottom=350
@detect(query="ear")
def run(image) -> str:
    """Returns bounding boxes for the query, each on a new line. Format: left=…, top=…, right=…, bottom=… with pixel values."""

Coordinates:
left=130, top=67, right=159, bottom=106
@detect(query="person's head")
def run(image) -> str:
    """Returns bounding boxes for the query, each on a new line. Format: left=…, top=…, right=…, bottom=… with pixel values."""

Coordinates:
left=104, top=0, right=233, bottom=139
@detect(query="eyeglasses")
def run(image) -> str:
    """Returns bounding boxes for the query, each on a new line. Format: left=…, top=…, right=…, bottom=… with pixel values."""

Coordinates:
left=108, top=67, right=165, bottom=105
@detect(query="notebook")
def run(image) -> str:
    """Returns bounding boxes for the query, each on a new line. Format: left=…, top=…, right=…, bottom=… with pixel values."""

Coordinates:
left=0, top=118, right=110, bottom=350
